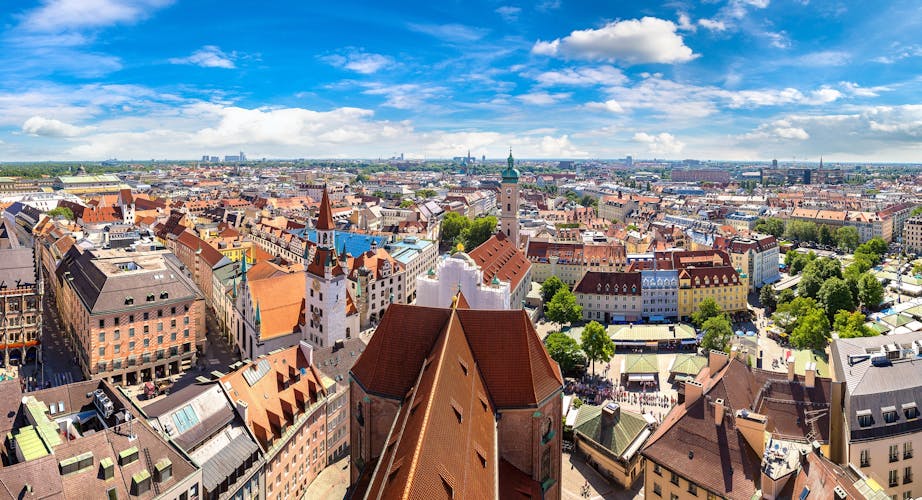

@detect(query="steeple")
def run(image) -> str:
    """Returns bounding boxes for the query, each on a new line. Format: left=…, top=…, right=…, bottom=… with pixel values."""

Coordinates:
left=502, top=148, right=519, bottom=184
left=316, top=188, right=335, bottom=250
left=254, top=301, right=261, bottom=326
left=240, top=255, right=248, bottom=283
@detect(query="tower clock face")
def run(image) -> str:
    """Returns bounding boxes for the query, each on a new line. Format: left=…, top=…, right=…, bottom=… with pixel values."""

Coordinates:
left=505, top=188, right=512, bottom=195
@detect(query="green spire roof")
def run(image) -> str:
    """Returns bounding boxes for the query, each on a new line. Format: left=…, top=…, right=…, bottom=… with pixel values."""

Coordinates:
left=502, top=148, right=520, bottom=183
left=240, top=257, right=248, bottom=283
left=254, top=302, right=261, bottom=325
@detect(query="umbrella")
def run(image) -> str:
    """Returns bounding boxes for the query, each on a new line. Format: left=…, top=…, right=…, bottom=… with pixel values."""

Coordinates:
left=735, top=330, right=744, bottom=336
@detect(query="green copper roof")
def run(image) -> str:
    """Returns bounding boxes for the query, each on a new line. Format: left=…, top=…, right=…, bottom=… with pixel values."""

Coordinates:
left=573, top=404, right=649, bottom=457
left=502, top=149, right=520, bottom=183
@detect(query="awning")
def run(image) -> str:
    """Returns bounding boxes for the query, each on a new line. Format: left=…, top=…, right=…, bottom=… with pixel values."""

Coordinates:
left=680, top=339, right=698, bottom=345
left=0, top=340, right=40, bottom=350
left=628, top=374, right=656, bottom=382
left=614, top=340, right=646, bottom=346
left=649, top=316, right=665, bottom=322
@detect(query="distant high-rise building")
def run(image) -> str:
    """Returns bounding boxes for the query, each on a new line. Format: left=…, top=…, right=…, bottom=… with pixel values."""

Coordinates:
left=626, top=155, right=633, bottom=167
left=201, top=155, right=210, bottom=162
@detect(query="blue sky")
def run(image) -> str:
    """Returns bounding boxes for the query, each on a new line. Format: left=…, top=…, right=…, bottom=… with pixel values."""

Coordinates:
left=2, top=0, right=922, bottom=161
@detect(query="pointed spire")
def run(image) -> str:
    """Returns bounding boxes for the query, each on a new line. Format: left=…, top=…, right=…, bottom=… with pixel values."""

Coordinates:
left=302, top=240, right=311, bottom=262
left=231, top=273, right=238, bottom=298
left=240, top=255, right=248, bottom=283
left=316, top=188, right=335, bottom=231
left=254, top=301, right=261, bottom=325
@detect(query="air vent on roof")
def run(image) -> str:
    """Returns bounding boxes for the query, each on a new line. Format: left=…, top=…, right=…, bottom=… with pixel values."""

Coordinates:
left=833, top=485, right=847, bottom=499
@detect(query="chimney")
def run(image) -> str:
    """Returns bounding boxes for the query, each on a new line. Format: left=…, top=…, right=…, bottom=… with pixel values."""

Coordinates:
left=235, top=400, right=249, bottom=423
left=685, top=380, right=703, bottom=408
left=299, top=340, right=314, bottom=367
left=787, top=355, right=796, bottom=381
left=805, top=362, right=817, bottom=389
left=714, top=398, right=725, bottom=426
left=708, top=349, right=729, bottom=374
left=601, top=402, right=620, bottom=429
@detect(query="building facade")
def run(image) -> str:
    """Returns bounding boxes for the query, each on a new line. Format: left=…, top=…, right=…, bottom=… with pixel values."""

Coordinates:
left=0, top=220, right=41, bottom=366
left=416, top=252, right=512, bottom=309
left=574, top=271, right=642, bottom=323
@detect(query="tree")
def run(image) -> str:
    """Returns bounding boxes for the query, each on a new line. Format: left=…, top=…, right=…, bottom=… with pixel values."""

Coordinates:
left=817, top=277, right=855, bottom=319
left=754, top=217, right=785, bottom=237
left=759, top=286, right=777, bottom=313
left=691, top=297, right=723, bottom=328
left=399, top=199, right=414, bottom=208
left=546, top=288, right=583, bottom=325
left=580, top=321, right=614, bottom=376
left=787, top=251, right=816, bottom=275
left=440, top=212, right=471, bottom=247
left=700, top=315, right=733, bottom=353
left=773, top=297, right=822, bottom=334
left=465, top=216, right=497, bottom=249
left=798, top=257, right=842, bottom=299
left=46, top=206, right=74, bottom=220
left=784, top=220, right=818, bottom=242
left=416, top=188, right=436, bottom=198
left=541, top=276, right=567, bottom=304
left=913, top=263, right=922, bottom=276
left=912, top=206, right=922, bottom=217
left=777, top=288, right=795, bottom=305
left=833, top=310, right=877, bottom=339
left=817, top=225, right=833, bottom=246
left=790, top=309, right=831, bottom=351
left=854, top=237, right=888, bottom=266
left=835, top=226, right=860, bottom=251
left=857, top=273, right=884, bottom=310
left=545, top=332, right=585, bottom=376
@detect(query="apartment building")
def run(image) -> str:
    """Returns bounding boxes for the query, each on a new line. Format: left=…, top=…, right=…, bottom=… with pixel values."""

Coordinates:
left=715, top=234, right=781, bottom=290
left=56, top=247, right=205, bottom=385
left=903, top=216, right=922, bottom=254
left=830, top=332, right=922, bottom=500
left=525, top=241, right=626, bottom=286
left=0, top=220, right=41, bottom=366
left=573, top=271, right=642, bottom=323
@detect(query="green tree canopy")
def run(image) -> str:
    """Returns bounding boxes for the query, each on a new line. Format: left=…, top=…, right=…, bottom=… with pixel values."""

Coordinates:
left=440, top=212, right=470, bottom=246
left=773, top=297, right=822, bottom=334
left=465, top=216, right=498, bottom=249
left=416, top=188, right=436, bottom=198
left=798, top=257, right=842, bottom=299
left=755, top=217, right=785, bottom=237
left=913, top=262, right=922, bottom=276
left=545, top=332, right=585, bottom=376
left=46, top=206, right=74, bottom=221
left=790, top=308, right=831, bottom=351
left=857, top=273, right=884, bottom=310
left=835, top=226, right=860, bottom=251
left=759, top=286, right=777, bottom=313
left=817, top=277, right=856, bottom=319
left=580, top=321, right=614, bottom=376
left=833, top=310, right=877, bottom=339
left=785, top=220, right=819, bottom=242
left=541, top=276, right=567, bottom=304
left=911, top=206, right=922, bottom=217
left=777, top=288, right=795, bottom=305
left=817, top=225, right=833, bottom=246
left=700, top=315, right=733, bottom=353
left=546, top=288, right=583, bottom=325
left=399, top=199, right=414, bottom=208
left=691, top=297, right=723, bottom=328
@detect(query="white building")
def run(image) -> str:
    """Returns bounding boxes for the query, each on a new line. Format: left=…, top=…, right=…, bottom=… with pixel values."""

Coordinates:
left=416, top=253, right=511, bottom=309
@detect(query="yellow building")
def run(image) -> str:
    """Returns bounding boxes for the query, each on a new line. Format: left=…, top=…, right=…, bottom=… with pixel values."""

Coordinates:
left=677, top=266, right=748, bottom=319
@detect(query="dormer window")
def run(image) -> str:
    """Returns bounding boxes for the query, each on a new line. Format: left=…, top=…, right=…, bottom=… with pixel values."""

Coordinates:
left=883, top=406, right=898, bottom=424
left=857, top=409, right=873, bottom=427
left=904, top=403, right=919, bottom=420
left=159, top=291, right=169, bottom=299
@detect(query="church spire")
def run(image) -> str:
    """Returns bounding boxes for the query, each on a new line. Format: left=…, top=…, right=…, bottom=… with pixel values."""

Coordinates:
left=316, top=188, right=335, bottom=231
left=240, top=255, right=248, bottom=283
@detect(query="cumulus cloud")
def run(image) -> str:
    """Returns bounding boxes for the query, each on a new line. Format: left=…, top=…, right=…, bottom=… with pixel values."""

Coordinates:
left=169, top=45, right=236, bottom=68
left=516, top=91, right=571, bottom=105
left=17, top=0, right=174, bottom=32
left=361, top=83, right=448, bottom=109
left=698, top=18, right=727, bottom=32
left=793, top=50, right=851, bottom=67
left=740, top=119, right=810, bottom=141
left=531, top=17, right=697, bottom=65
left=495, top=6, right=521, bottom=22
left=633, top=132, right=685, bottom=156
left=321, top=49, right=393, bottom=74
left=585, top=99, right=625, bottom=113
left=533, top=66, right=626, bottom=86
left=676, top=13, right=696, bottom=32
left=22, top=116, right=93, bottom=137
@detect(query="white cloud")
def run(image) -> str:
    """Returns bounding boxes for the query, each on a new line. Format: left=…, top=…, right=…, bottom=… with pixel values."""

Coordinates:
left=676, top=13, right=696, bottom=32
left=531, top=17, right=698, bottom=64
left=873, top=44, right=922, bottom=64
left=18, top=0, right=173, bottom=32
left=516, top=91, right=571, bottom=105
left=169, top=46, right=236, bottom=69
left=536, top=0, right=561, bottom=12
left=361, top=83, right=448, bottom=109
left=533, top=66, right=626, bottom=86
left=321, top=49, right=393, bottom=74
left=766, top=31, right=790, bottom=49
left=407, top=23, right=488, bottom=42
left=633, top=132, right=685, bottom=156
left=740, top=119, right=810, bottom=141
left=840, top=81, right=889, bottom=98
left=697, top=18, right=727, bottom=32
left=793, top=50, right=851, bottom=66
left=585, top=99, right=625, bottom=113
left=495, top=6, right=521, bottom=22
left=22, top=116, right=93, bottom=137
left=741, top=0, right=770, bottom=7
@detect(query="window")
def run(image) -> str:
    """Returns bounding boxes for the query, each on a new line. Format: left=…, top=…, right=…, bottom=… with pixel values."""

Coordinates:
left=688, top=483, right=698, bottom=496
left=905, top=404, right=919, bottom=420
left=129, top=341, right=135, bottom=350
left=885, top=410, right=899, bottom=424
left=906, top=466, right=913, bottom=484
left=157, top=309, right=163, bottom=318
left=891, top=445, right=899, bottom=463
left=904, top=492, right=914, bottom=500
left=143, top=325, right=149, bottom=334
left=170, top=307, right=176, bottom=315
left=890, top=469, right=899, bottom=487
left=671, top=471, right=680, bottom=486
left=653, top=464, right=662, bottom=476
left=99, top=319, right=105, bottom=328
left=99, top=347, right=105, bottom=356
left=143, top=338, right=150, bottom=347
left=143, top=312, right=149, bottom=320
left=129, top=314, right=134, bottom=322
left=671, top=495, right=679, bottom=500
left=906, top=443, right=914, bottom=460
left=128, top=328, right=135, bottom=337
left=860, top=449, right=870, bottom=467
left=113, top=330, right=120, bottom=340
left=157, top=335, right=163, bottom=345
left=652, top=483, right=662, bottom=497
left=857, top=410, right=873, bottom=427
left=114, top=317, right=119, bottom=326
left=114, top=345, right=120, bottom=354
left=98, top=332, right=105, bottom=342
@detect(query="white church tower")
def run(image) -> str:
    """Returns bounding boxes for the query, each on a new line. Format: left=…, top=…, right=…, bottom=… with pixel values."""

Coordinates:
left=303, top=188, right=351, bottom=347
left=500, top=149, right=520, bottom=246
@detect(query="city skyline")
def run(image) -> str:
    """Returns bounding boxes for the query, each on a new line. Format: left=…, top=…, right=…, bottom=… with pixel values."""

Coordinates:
left=3, top=0, right=922, bottom=161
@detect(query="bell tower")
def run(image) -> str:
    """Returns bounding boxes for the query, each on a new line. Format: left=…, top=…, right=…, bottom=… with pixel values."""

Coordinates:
left=500, top=149, right=520, bottom=246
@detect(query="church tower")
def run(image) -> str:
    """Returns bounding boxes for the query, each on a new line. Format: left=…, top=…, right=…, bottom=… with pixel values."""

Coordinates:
left=303, top=188, right=349, bottom=348
left=500, top=149, right=520, bottom=246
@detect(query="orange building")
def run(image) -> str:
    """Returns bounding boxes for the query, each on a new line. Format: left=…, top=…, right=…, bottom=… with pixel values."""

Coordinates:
left=56, top=247, right=205, bottom=385
left=221, top=343, right=330, bottom=499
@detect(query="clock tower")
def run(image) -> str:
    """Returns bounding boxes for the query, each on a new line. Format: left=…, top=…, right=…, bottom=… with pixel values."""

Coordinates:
left=500, top=149, right=520, bottom=246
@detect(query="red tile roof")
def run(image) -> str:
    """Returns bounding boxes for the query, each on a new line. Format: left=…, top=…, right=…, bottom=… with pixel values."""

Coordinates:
left=468, top=231, right=531, bottom=291
left=574, top=271, right=641, bottom=296
left=315, top=189, right=335, bottom=231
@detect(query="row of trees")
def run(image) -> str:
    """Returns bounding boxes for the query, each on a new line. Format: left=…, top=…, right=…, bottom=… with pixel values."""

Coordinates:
left=755, top=217, right=862, bottom=251
left=440, top=212, right=498, bottom=251
left=545, top=321, right=614, bottom=377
